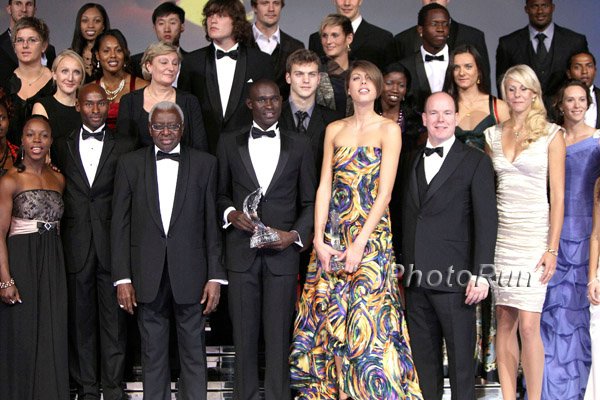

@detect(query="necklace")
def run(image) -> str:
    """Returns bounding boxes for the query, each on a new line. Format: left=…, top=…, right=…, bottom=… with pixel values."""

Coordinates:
left=100, top=78, right=126, bottom=101
left=17, top=68, right=45, bottom=87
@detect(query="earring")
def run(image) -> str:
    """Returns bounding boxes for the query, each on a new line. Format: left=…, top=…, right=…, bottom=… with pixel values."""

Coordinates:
left=96, top=61, right=100, bottom=68
left=347, top=44, right=351, bottom=52
left=477, top=78, right=480, bottom=85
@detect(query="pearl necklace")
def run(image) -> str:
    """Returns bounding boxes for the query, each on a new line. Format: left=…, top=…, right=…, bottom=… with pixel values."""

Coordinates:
left=100, top=78, right=126, bottom=101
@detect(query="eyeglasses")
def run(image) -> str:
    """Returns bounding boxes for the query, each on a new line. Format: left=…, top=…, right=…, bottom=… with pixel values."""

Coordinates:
left=14, top=37, right=41, bottom=46
left=151, top=123, right=181, bottom=132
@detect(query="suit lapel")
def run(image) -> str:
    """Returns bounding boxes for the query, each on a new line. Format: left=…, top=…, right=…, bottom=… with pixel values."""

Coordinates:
left=224, top=45, right=247, bottom=122
left=306, top=106, right=324, bottom=143
left=144, top=147, right=165, bottom=234
left=0, top=31, right=17, bottom=64
left=594, top=86, right=600, bottom=129
left=280, top=102, right=295, bottom=131
left=264, top=131, right=290, bottom=196
left=168, top=147, right=189, bottom=231
left=91, top=131, right=115, bottom=185
left=351, top=20, right=369, bottom=51
left=409, top=149, right=422, bottom=208
left=66, top=129, right=91, bottom=189
left=236, top=131, right=261, bottom=189
left=204, top=44, right=224, bottom=124
left=415, top=53, right=431, bottom=93
left=424, top=140, right=467, bottom=204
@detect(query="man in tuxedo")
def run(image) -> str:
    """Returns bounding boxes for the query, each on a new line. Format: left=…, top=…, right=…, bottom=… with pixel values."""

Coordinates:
left=387, top=0, right=490, bottom=89
left=130, top=2, right=188, bottom=82
left=496, top=0, right=588, bottom=98
left=308, top=0, right=392, bottom=69
left=52, top=83, right=135, bottom=400
left=401, top=92, right=497, bottom=400
left=0, top=0, right=56, bottom=83
left=279, top=49, right=339, bottom=172
left=111, top=101, right=225, bottom=400
left=399, top=3, right=451, bottom=113
left=249, top=0, right=303, bottom=100
left=567, top=51, right=599, bottom=129
left=217, top=79, right=317, bottom=400
left=178, top=0, right=274, bottom=154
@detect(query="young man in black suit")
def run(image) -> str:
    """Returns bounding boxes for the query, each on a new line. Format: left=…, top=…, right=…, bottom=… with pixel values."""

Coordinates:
left=249, top=0, right=303, bottom=100
left=567, top=51, right=599, bottom=129
left=496, top=0, right=588, bottom=98
left=399, top=3, right=451, bottom=113
left=0, top=0, right=55, bottom=83
left=111, top=101, right=225, bottom=400
left=217, top=79, right=317, bottom=400
left=308, top=0, right=392, bottom=69
left=52, top=83, right=135, bottom=400
left=400, top=92, right=498, bottom=400
left=130, top=2, right=188, bottom=82
left=178, top=0, right=274, bottom=154
left=387, top=0, right=490, bottom=89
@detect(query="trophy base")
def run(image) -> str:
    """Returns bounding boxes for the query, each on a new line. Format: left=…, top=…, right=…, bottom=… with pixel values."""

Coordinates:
left=330, top=256, right=344, bottom=272
left=250, top=229, right=280, bottom=248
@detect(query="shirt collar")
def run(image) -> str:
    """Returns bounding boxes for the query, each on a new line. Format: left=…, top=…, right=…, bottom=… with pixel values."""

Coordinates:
left=421, top=44, right=449, bottom=59
left=154, top=143, right=181, bottom=155
left=252, top=23, right=280, bottom=44
left=529, top=22, right=554, bottom=41
left=82, top=123, right=105, bottom=134
left=351, top=15, right=363, bottom=34
left=250, top=121, right=280, bottom=139
left=289, top=99, right=315, bottom=117
left=214, top=42, right=239, bottom=56
left=425, top=135, right=455, bottom=156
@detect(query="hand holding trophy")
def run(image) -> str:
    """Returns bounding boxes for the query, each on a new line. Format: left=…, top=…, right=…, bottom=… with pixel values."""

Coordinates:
left=329, top=209, right=344, bottom=272
left=243, top=187, right=280, bottom=248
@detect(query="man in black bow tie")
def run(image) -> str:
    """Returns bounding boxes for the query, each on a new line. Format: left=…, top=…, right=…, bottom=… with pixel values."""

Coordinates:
left=178, top=0, right=274, bottom=154
left=111, top=101, right=226, bottom=399
left=399, top=3, right=451, bottom=113
left=399, top=92, right=498, bottom=400
left=51, top=83, right=136, bottom=400
left=217, top=79, right=317, bottom=400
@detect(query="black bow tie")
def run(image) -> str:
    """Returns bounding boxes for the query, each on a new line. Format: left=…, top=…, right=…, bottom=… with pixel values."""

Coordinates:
left=424, top=147, right=444, bottom=157
left=425, top=54, right=444, bottom=62
left=82, top=128, right=104, bottom=141
left=251, top=126, right=276, bottom=139
left=216, top=49, right=238, bottom=60
left=156, top=151, right=180, bottom=162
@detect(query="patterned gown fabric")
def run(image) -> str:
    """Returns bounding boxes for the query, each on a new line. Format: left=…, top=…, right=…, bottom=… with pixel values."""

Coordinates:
left=290, top=146, right=422, bottom=400
left=585, top=304, right=600, bottom=400
left=484, top=123, right=562, bottom=313
left=541, top=132, right=600, bottom=399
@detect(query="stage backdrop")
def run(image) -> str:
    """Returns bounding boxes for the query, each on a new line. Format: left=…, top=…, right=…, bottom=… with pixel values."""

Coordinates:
left=5, top=0, right=599, bottom=94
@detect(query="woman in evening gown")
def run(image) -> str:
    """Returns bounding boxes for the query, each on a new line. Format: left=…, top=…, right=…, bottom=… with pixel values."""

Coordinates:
left=0, top=115, right=68, bottom=399
left=484, top=64, right=565, bottom=400
left=290, top=60, right=422, bottom=400
left=541, top=80, right=600, bottom=399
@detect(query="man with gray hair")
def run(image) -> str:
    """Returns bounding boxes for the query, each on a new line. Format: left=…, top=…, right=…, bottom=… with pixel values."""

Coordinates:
left=111, top=101, right=226, bottom=399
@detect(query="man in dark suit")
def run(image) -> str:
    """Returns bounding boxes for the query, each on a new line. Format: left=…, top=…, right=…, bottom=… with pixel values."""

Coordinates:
left=496, top=0, right=588, bottom=98
left=130, top=2, right=189, bottom=82
left=112, top=101, right=225, bottom=400
left=387, top=0, right=490, bottom=89
left=52, top=83, right=135, bottom=400
left=279, top=48, right=339, bottom=172
left=400, top=92, right=497, bottom=400
left=308, top=0, right=392, bottom=69
left=249, top=0, right=303, bottom=100
left=399, top=3, right=451, bottom=113
left=178, top=0, right=274, bottom=154
left=217, top=79, right=317, bottom=400
left=0, top=0, right=56, bottom=83
left=567, top=51, right=599, bottom=129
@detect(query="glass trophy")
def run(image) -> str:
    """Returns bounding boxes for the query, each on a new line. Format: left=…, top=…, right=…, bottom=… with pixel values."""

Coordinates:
left=329, top=210, right=344, bottom=272
left=243, top=187, right=280, bottom=248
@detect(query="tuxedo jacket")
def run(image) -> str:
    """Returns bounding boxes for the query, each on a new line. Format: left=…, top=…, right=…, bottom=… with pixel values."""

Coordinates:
left=401, top=139, right=497, bottom=292
left=249, top=30, right=304, bottom=100
left=111, top=145, right=225, bottom=304
left=130, top=47, right=189, bottom=79
left=178, top=43, right=275, bottom=154
left=116, top=87, right=208, bottom=151
left=308, top=19, right=392, bottom=69
left=387, top=20, right=490, bottom=89
left=594, top=86, right=600, bottom=129
left=52, top=128, right=136, bottom=274
left=399, top=51, right=446, bottom=113
left=278, top=101, right=339, bottom=172
left=216, top=127, right=317, bottom=275
left=0, top=29, right=56, bottom=84
left=496, top=24, right=588, bottom=96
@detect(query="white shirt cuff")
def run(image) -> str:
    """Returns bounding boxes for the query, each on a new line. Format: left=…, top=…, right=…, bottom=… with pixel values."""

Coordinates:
left=291, top=230, right=303, bottom=248
left=470, top=274, right=490, bottom=287
left=209, top=279, right=228, bottom=285
left=114, top=278, right=132, bottom=287
left=223, top=207, right=236, bottom=229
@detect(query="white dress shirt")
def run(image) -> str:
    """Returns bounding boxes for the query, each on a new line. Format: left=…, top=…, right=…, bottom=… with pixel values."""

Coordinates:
left=155, top=144, right=180, bottom=233
left=586, top=86, right=598, bottom=128
left=423, top=135, right=455, bottom=184
left=351, top=15, right=363, bottom=35
left=79, top=124, right=105, bottom=186
left=252, top=24, right=280, bottom=55
left=215, top=42, right=239, bottom=116
left=529, top=23, right=554, bottom=53
left=421, top=45, right=449, bottom=93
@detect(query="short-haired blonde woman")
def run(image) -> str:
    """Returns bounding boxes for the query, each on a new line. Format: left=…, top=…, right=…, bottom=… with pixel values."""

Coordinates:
left=32, top=49, right=85, bottom=140
left=484, top=64, right=566, bottom=400
left=116, top=42, right=207, bottom=151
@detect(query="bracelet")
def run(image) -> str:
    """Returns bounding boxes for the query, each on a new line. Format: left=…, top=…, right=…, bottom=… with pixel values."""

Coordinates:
left=546, top=248, right=558, bottom=257
left=0, top=278, right=14, bottom=289
left=588, top=277, right=600, bottom=287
